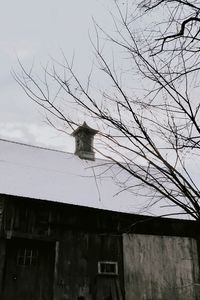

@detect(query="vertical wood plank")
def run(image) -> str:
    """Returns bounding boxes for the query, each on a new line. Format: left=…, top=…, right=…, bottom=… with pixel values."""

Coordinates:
left=53, top=241, right=59, bottom=300
left=0, top=197, right=5, bottom=234
left=0, top=238, right=6, bottom=299
left=123, top=234, right=199, bottom=300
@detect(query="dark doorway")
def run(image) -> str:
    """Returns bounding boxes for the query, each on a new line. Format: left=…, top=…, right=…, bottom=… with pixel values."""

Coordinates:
left=93, top=276, right=123, bottom=300
left=3, top=238, right=55, bottom=300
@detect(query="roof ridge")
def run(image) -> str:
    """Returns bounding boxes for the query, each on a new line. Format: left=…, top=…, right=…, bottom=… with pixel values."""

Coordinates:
left=0, top=137, right=108, bottom=162
left=0, top=137, right=70, bottom=154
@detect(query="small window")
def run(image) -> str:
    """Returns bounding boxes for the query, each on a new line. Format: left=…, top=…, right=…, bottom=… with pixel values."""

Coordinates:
left=17, top=248, right=38, bottom=266
left=98, top=261, right=118, bottom=275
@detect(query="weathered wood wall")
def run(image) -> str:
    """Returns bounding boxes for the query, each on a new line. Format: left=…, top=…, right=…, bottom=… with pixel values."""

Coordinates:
left=1, top=197, right=125, bottom=300
left=0, top=238, right=6, bottom=299
left=0, top=197, right=5, bottom=299
left=0, top=196, right=4, bottom=233
left=54, top=231, right=124, bottom=299
left=123, top=234, right=200, bottom=300
left=1, top=195, right=200, bottom=300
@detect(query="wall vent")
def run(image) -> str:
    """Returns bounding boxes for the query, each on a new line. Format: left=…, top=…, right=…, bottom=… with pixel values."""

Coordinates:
left=98, top=261, right=118, bottom=275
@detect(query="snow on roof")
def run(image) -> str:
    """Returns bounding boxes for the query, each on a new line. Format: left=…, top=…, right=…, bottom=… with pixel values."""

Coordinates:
left=0, top=138, right=183, bottom=216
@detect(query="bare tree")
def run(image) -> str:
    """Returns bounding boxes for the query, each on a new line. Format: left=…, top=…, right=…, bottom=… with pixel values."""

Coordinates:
left=14, top=0, right=200, bottom=219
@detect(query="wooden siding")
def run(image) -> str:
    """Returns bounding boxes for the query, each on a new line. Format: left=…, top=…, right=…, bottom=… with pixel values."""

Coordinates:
left=2, top=195, right=199, bottom=239
left=3, top=199, right=57, bottom=240
left=2, top=197, right=125, bottom=299
left=54, top=231, right=124, bottom=300
left=3, top=239, right=55, bottom=300
left=123, top=234, right=200, bottom=300
left=1, top=196, right=200, bottom=300
left=0, top=197, right=4, bottom=233
left=0, top=239, right=6, bottom=299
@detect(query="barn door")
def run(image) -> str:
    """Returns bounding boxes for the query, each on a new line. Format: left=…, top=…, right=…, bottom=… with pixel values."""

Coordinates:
left=3, top=238, right=55, bottom=300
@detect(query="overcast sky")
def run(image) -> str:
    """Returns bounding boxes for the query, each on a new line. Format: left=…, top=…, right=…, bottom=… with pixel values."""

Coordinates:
left=0, top=0, right=114, bottom=152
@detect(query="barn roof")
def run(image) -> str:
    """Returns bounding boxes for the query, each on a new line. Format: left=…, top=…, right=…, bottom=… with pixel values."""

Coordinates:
left=0, top=138, right=185, bottom=217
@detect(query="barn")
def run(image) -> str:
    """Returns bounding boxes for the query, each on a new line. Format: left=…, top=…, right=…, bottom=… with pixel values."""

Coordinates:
left=0, top=123, right=199, bottom=300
